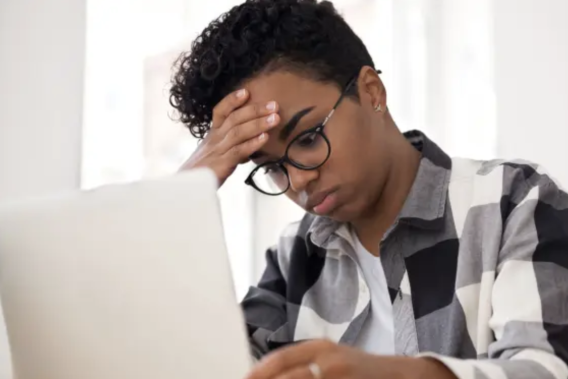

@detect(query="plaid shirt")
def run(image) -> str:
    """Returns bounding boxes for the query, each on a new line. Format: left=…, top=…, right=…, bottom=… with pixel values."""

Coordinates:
left=241, top=130, right=568, bottom=379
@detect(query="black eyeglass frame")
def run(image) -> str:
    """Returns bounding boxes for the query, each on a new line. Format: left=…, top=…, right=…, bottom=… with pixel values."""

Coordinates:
left=244, top=71, right=377, bottom=196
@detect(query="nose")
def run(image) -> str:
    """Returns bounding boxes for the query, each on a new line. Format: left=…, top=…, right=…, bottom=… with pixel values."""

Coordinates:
left=286, top=164, right=319, bottom=193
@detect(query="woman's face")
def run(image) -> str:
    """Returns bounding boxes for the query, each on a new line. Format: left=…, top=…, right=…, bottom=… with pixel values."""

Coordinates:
left=243, top=67, right=393, bottom=222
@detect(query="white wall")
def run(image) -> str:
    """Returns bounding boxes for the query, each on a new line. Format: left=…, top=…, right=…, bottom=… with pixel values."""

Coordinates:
left=0, top=0, right=87, bottom=376
left=495, top=0, right=568, bottom=186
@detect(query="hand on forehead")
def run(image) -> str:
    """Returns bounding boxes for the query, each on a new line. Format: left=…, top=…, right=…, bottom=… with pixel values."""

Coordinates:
left=244, top=71, right=339, bottom=145
left=245, top=72, right=338, bottom=118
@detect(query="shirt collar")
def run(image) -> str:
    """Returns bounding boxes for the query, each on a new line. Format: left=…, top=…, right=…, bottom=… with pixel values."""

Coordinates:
left=309, top=130, right=452, bottom=247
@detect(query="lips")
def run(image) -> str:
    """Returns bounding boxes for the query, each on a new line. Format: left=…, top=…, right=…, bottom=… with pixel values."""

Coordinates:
left=307, top=189, right=338, bottom=215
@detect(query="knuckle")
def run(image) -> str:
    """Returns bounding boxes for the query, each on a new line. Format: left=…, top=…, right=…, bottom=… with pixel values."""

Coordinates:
left=227, top=96, right=240, bottom=111
left=229, top=145, right=242, bottom=159
left=327, top=358, right=350, bottom=376
left=211, top=112, right=224, bottom=127
left=212, top=96, right=234, bottom=122
left=280, top=371, right=302, bottom=379
left=224, top=110, right=236, bottom=125
left=251, top=103, right=261, bottom=117
left=208, top=141, right=221, bottom=155
left=204, top=132, right=220, bottom=147
left=212, top=104, right=222, bottom=118
left=315, top=339, right=335, bottom=350
left=228, top=124, right=241, bottom=140
left=326, top=352, right=354, bottom=376
left=272, top=354, right=291, bottom=372
left=251, top=135, right=263, bottom=146
left=256, top=116, right=265, bottom=130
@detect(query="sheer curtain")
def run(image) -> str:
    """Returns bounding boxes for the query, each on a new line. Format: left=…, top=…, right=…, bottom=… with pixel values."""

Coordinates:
left=82, top=0, right=497, bottom=294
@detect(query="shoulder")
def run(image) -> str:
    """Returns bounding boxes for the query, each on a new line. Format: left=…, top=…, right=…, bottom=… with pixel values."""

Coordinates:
left=479, top=158, right=565, bottom=199
left=450, top=156, right=564, bottom=189
left=450, top=157, right=567, bottom=217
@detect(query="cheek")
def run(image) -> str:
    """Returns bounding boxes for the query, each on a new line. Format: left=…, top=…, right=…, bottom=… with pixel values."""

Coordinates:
left=284, top=190, right=297, bottom=202
left=325, top=136, right=363, bottom=175
left=327, top=117, right=368, bottom=160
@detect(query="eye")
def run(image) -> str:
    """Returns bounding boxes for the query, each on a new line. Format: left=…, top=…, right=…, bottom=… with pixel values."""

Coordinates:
left=294, top=131, right=321, bottom=148
left=262, top=163, right=281, bottom=174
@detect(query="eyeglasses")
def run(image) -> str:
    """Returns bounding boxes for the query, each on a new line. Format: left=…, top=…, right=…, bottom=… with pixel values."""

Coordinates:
left=244, top=74, right=359, bottom=196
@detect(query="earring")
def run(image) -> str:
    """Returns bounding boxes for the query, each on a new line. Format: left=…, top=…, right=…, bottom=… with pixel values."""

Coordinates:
left=374, top=104, right=382, bottom=112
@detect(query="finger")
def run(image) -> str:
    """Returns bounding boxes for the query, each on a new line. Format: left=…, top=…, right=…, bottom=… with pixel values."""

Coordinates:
left=211, top=88, right=249, bottom=129
left=272, top=366, right=313, bottom=379
left=247, top=340, right=336, bottom=379
left=222, top=101, right=279, bottom=133
left=222, top=111, right=280, bottom=148
left=225, top=132, right=270, bottom=163
left=312, top=351, right=353, bottom=379
left=273, top=350, right=357, bottom=379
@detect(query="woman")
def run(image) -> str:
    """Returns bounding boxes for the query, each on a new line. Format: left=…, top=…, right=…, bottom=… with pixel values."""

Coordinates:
left=169, top=1, right=568, bottom=378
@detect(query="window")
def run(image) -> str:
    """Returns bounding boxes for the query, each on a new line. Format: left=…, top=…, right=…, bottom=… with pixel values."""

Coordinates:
left=83, top=0, right=496, bottom=296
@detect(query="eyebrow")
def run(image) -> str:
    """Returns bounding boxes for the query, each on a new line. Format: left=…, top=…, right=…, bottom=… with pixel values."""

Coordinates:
left=249, top=106, right=316, bottom=161
left=278, top=106, right=316, bottom=141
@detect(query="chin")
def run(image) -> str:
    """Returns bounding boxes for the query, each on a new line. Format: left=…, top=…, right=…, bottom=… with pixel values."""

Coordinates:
left=306, top=190, right=365, bottom=222
left=331, top=196, right=376, bottom=223
left=325, top=205, right=359, bottom=223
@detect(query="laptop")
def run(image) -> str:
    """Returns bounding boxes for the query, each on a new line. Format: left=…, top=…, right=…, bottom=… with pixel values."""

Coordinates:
left=0, top=169, right=252, bottom=379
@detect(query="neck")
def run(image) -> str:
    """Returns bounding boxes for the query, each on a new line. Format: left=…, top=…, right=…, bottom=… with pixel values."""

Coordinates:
left=351, top=131, right=421, bottom=255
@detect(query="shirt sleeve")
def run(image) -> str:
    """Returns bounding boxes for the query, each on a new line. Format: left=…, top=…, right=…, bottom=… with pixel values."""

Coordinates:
left=241, top=247, right=288, bottom=360
left=422, top=169, right=568, bottom=379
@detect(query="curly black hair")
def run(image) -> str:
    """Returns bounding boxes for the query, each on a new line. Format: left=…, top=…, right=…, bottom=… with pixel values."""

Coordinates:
left=169, top=0, right=375, bottom=139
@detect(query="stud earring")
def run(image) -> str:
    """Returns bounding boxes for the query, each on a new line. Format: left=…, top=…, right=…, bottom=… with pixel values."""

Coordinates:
left=374, top=104, right=382, bottom=112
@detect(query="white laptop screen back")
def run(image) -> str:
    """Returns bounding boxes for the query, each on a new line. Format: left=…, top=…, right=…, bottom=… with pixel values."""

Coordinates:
left=0, top=169, right=251, bottom=379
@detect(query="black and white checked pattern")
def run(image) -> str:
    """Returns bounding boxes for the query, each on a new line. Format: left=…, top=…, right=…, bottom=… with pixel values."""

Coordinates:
left=242, top=130, right=568, bottom=379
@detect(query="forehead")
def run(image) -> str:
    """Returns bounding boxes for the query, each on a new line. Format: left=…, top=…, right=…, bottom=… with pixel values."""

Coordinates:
left=244, top=71, right=338, bottom=118
left=243, top=71, right=341, bottom=157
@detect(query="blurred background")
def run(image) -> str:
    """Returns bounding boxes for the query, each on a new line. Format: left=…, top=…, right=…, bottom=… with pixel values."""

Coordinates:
left=1, top=0, right=567, bottom=377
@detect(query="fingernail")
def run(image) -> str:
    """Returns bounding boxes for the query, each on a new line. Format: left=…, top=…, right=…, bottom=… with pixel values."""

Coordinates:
left=267, top=114, right=276, bottom=125
left=258, top=133, right=266, bottom=141
left=236, top=89, right=246, bottom=98
left=266, top=101, right=276, bottom=111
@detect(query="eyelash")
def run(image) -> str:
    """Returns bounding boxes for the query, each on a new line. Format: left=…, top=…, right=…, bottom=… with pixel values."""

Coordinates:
left=294, top=122, right=322, bottom=138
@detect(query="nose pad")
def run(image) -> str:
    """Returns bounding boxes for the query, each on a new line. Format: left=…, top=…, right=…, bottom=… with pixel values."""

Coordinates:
left=286, top=164, right=319, bottom=193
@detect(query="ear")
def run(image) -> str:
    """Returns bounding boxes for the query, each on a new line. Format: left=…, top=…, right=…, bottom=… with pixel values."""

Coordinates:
left=356, top=66, right=386, bottom=112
